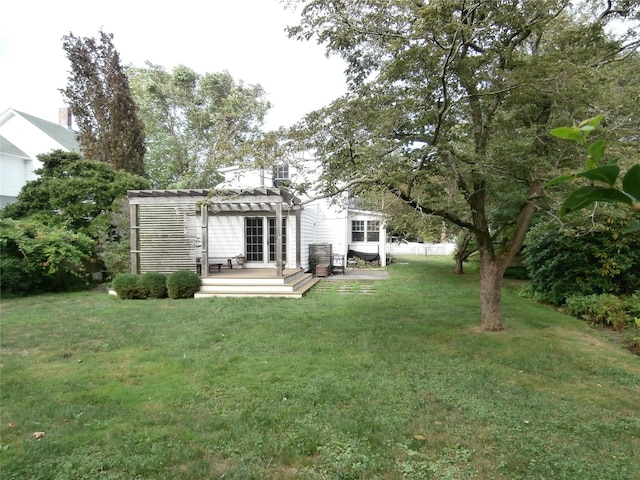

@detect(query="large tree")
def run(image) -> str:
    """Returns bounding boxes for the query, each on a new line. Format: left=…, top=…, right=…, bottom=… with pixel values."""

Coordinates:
left=61, top=30, right=146, bottom=176
left=286, top=0, right=639, bottom=330
left=127, top=64, right=271, bottom=188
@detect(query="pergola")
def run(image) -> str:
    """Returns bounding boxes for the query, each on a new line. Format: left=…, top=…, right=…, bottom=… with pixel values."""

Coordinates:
left=128, top=188, right=302, bottom=277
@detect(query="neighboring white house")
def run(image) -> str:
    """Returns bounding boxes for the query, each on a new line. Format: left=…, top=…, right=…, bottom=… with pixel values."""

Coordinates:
left=0, top=108, right=80, bottom=208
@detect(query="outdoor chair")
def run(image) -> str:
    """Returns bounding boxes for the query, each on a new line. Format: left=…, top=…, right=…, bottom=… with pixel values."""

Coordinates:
left=332, top=253, right=345, bottom=275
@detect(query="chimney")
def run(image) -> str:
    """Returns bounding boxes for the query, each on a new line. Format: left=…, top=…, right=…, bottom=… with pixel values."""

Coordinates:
left=58, top=107, right=72, bottom=129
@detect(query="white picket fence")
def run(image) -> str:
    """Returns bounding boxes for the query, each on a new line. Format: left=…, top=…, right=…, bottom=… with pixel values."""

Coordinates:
left=387, top=242, right=456, bottom=256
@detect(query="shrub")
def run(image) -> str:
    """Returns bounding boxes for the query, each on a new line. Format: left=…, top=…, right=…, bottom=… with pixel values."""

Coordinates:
left=523, top=213, right=640, bottom=305
left=111, top=273, right=144, bottom=299
left=139, top=272, right=167, bottom=299
left=166, top=270, right=201, bottom=299
left=564, top=294, right=628, bottom=330
left=0, top=218, right=94, bottom=295
left=622, top=292, right=640, bottom=321
left=95, top=196, right=132, bottom=276
left=308, top=254, right=319, bottom=274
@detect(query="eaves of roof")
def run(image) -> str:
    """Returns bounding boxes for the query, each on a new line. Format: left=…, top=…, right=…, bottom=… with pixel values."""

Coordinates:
left=0, top=134, right=30, bottom=158
left=10, top=109, right=81, bottom=153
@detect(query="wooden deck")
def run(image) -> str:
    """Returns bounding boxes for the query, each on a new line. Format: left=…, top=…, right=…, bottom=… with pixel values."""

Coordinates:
left=201, top=268, right=304, bottom=280
left=195, top=268, right=319, bottom=298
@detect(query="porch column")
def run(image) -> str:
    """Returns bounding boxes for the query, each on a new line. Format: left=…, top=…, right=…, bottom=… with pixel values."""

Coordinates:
left=380, top=221, right=387, bottom=267
left=201, top=204, right=209, bottom=276
left=276, top=200, right=283, bottom=277
left=130, top=202, right=139, bottom=274
left=295, top=207, right=301, bottom=269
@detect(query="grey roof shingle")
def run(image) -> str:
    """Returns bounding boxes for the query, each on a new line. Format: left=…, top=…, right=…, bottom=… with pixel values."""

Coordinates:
left=13, top=109, right=81, bottom=153
left=0, top=134, right=30, bottom=157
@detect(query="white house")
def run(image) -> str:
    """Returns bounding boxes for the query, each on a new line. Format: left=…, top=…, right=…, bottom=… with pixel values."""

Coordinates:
left=0, top=108, right=80, bottom=208
left=127, top=158, right=387, bottom=296
left=217, top=160, right=387, bottom=268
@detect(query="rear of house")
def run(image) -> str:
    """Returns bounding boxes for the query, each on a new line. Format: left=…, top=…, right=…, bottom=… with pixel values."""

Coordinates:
left=128, top=160, right=386, bottom=276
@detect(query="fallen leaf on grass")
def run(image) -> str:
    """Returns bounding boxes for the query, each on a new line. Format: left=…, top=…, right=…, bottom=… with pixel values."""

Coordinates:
left=413, top=434, right=426, bottom=441
left=32, top=432, right=45, bottom=439
left=7, top=423, right=15, bottom=431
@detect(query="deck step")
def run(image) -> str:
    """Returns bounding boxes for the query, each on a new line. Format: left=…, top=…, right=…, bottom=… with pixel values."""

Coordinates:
left=194, top=272, right=319, bottom=298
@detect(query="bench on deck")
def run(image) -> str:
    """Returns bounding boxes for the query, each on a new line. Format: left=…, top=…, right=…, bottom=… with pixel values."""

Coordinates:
left=208, top=258, right=233, bottom=273
left=196, top=258, right=234, bottom=275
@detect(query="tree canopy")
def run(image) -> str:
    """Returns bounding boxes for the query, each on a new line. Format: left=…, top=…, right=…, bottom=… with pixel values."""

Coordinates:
left=2, top=150, right=149, bottom=238
left=61, top=30, right=146, bottom=176
left=1, top=150, right=149, bottom=294
left=286, top=0, right=640, bottom=330
left=127, top=64, right=271, bottom=188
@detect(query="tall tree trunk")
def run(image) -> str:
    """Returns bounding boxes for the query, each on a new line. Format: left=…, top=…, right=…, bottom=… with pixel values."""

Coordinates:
left=455, top=254, right=465, bottom=275
left=479, top=251, right=507, bottom=331
left=476, top=182, right=544, bottom=331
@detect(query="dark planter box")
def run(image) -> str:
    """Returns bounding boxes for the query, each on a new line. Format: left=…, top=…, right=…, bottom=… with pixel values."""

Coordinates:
left=316, top=264, right=330, bottom=277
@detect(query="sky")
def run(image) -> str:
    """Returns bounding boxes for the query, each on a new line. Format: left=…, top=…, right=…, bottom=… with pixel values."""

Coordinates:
left=0, top=0, right=348, bottom=130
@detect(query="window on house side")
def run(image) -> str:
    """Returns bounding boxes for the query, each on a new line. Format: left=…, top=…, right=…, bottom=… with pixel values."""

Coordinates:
left=274, top=165, right=289, bottom=180
left=352, top=220, right=365, bottom=242
left=367, top=221, right=380, bottom=241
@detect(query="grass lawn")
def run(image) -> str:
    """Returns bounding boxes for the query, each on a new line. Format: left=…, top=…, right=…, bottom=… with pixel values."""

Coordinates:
left=1, top=257, right=638, bottom=479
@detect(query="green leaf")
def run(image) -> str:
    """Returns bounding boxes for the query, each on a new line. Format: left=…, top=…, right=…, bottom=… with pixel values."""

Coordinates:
left=560, top=186, right=633, bottom=216
left=550, top=127, right=582, bottom=142
left=587, top=139, right=606, bottom=165
left=623, top=221, right=640, bottom=234
left=576, top=164, right=619, bottom=186
left=578, top=114, right=605, bottom=130
left=622, top=164, right=640, bottom=202
left=545, top=174, right=575, bottom=187
left=560, top=187, right=597, bottom=215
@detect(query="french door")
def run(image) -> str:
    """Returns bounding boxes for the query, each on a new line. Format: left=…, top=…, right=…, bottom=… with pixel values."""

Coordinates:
left=245, top=217, right=286, bottom=264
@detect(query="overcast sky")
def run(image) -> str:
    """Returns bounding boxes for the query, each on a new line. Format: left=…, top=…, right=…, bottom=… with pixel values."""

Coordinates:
left=0, top=0, right=348, bottom=130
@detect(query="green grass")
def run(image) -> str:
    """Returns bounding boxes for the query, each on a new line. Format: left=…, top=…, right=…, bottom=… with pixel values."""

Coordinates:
left=1, top=257, right=638, bottom=479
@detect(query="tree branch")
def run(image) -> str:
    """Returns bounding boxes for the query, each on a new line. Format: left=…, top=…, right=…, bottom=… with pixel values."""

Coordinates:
left=385, top=183, right=477, bottom=232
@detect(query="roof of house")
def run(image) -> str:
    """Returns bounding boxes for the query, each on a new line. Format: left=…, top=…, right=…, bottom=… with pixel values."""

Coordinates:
left=1, top=109, right=81, bottom=153
left=0, top=134, right=30, bottom=158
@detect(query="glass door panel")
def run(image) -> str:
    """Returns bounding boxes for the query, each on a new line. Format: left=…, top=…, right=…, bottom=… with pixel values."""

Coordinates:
left=245, top=218, right=263, bottom=262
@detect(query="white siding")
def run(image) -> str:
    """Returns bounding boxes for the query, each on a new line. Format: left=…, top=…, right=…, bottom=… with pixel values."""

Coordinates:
left=218, top=167, right=266, bottom=189
left=0, top=153, right=27, bottom=198
left=1, top=115, right=59, bottom=164
left=300, top=204, right=321, bottom=270
left=208, top=215, right=244, bottom=258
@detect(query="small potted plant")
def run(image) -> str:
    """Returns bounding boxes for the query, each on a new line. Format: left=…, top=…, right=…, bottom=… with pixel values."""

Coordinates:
left=235, top=254, right=246, bottom=266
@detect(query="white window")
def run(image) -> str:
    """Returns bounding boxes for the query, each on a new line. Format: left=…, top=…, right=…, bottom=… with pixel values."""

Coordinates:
left=367, top=221, right=380, bottom=241
left=351, top=220, right=365, bottom=241
left=352, top=219, right=380, bottom=243
left=273, top=165, right=289, bottom=186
